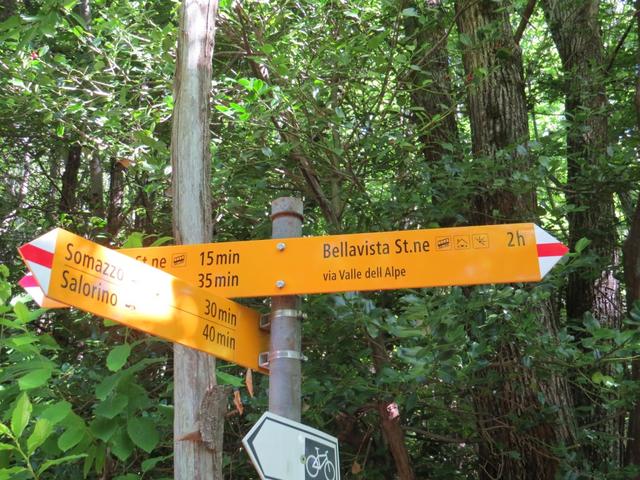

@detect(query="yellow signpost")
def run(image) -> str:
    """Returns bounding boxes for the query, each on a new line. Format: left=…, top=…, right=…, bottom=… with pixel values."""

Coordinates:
left=19, top=228, right=268, bottom=373
left=120, top=223, right=568, bottom=298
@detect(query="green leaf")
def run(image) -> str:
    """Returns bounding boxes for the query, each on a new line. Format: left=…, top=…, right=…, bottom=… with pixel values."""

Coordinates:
left=11, top=393, right=32, bottom=438
left=37, top=454, right=86, bottom=476
left=459, top=33, right=473, bottom=46
left=142, top=455, right=171, bottom=473
left=110, top=427, right=134, bottom=461
left=57, top=425, right=85, bottom=452
left=127, top=417, right=159, bottom=453
left=0, top=444, right=14, bottom=451
left=401, top=7, right=418, bottom=17
left=90, top=417, right=118, bottom=442
left=95, top=394, right=128, bottom=419
left=122, top=232, right=144, bottom=248
left=95, top=373, right=122, bottom=400
left=41, top=401, right=72, bottom=425
left=107, top=344, right=132, bottom=372
left=150, top=236, right=173, bottom=247
left=0, top=423, right=11, bottom=437
left=216, top=370, right=243, bottom=387
left=0, top=467, right=28, bottom=480
left=575, top=237, right=590, bottom=253
left=18, top=368, right=52, bottom=390
left=27, top=418, right=52, bottom=454
left=114, top=475, right=139, bottom=480
left=12, top=302, right=29, bottom=323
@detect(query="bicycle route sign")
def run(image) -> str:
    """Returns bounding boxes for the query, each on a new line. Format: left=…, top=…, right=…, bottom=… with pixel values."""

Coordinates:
left=242, top=412, right=340, bottom=480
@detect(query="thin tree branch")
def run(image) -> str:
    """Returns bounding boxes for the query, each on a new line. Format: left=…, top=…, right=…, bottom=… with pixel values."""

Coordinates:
left=605, top=9, right=640, bottom=74
left=514, top=0, right=537, bottom=46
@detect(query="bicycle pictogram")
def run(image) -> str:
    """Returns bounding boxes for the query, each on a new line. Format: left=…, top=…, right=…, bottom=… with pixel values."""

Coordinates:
left=305, top=446, right=336, bottom=480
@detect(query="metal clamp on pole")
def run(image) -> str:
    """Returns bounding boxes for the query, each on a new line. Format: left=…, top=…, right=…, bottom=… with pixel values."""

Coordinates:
left=260, top=309, right=306, bottom=331
left=258, top=350, right=308, bottom=370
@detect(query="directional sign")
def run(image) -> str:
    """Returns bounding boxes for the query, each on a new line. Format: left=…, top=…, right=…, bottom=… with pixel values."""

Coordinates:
left=18, top=228, right=269, bottom=372
left=19, top=273, right=68, bottom=309
left=120, top=223, right=568, bottom=298
left=243, top=412, right=340, bottom=480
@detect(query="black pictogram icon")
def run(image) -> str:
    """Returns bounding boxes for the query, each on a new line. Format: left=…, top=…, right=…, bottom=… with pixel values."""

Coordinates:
left=172, top=253, right=186, bottom=267
left=436, top=237, right=451, bottom=250
left=454, top=236, right=470, bottom=250
left=472, top=234, right=489, bottom=249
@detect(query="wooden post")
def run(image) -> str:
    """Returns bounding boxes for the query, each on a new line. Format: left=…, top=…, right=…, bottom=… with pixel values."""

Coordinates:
left=171, top=0, right=220, bottom=477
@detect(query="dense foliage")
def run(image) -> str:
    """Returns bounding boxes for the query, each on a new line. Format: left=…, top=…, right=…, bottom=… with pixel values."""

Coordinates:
left=1, top=0, right=640, bottom=478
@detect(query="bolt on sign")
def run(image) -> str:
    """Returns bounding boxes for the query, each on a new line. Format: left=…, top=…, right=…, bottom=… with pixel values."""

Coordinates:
left=120, top=223, right=569, bottom=298
left=18, top=228, right=269, bottom=373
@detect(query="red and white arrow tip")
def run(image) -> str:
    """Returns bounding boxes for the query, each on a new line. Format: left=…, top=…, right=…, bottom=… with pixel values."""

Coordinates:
left=534, top=225, right=569, bottom=278
left=18, top=229, right=60, bottom=296
left=18, top=273, right=68, bottom=309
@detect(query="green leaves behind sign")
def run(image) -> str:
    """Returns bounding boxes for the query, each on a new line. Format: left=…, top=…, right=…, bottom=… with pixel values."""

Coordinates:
left=110, top=427, right=134, bottom=461
left=107, top=344, right=132, bottom=372
left=18, top=367, right=52, bottom=390
left=57, top=424, right=85, bottom=452
left=41, top=400, right=72, bottom=425
left=95, top=394, right=128, bottom=419
left=11, top=393, right=31, bottom=438
left=0, top=466, right=28, bottom=480
left=401, top=7, right=418, bottom=17
left=127, top=417, right=159, bottom=453
left=26, top=418, right=52, bottom=454
left=142, top=454, right=172, bottom=473
left=216, top=369, right=243, bottom=387
left=37, top=454, right=87, bottom=477
left=90, top=417, right=118, bottom=442
left=575, top=237, right=591, bottom=253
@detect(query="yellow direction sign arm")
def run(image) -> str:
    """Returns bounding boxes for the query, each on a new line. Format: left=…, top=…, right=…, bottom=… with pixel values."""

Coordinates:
left=19, top=228, right=269, bottom=373
left=120, top=223, right=569, bottom=297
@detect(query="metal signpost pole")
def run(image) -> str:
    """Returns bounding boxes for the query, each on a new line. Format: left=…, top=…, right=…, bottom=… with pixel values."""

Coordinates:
left=268, top=197, right=304, bottom=421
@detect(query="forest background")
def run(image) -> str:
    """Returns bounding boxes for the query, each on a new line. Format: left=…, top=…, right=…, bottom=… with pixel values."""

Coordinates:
left=1, top=0, right=640, bottom=478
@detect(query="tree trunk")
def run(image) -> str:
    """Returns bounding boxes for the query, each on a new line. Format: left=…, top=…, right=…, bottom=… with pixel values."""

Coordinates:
left=133, top=172, right=155, bottom=234
left=369, top=333, right=415, bottom=480
left=541, top=0, right=622, bottom=466
left=60, top=144, right=82, bottom=214
left=0, top=0, right=16, bottom=21
left=106, top=159, right=125, bottom=237
left=171, top=0, right=221, bottom=478
left=406, top=0, right=458, bottom=167
left=88, top=152, right=104, bottom=218
left=405, top=0, right=460, bottom=227
left=456, top=1, right=575, bottom=477
left=623, top=0, right=640, bottom=468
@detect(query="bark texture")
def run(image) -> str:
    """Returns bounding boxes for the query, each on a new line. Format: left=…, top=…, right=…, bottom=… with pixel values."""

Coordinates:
left=59, top=144, right=82, bottom=214
left=456, top=1, right=574, bottom=477
left=171, top=0, right=221, bottom=478
left=541, top=0, right=622, bottom=466
left=541, top=0, right=620, bottom=326
left=0, top=0, right=15, bottom=21
left=88, top=152, right=104, bottom=218
left=106, top=159, right=125, bottom=237
left=369, top=333, right=415, bottom=480
left=405, top=0, right=460, bottom=228
left=624, top=1, right=640, bottom=468
left=406, top=0, right=458, bottom=167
